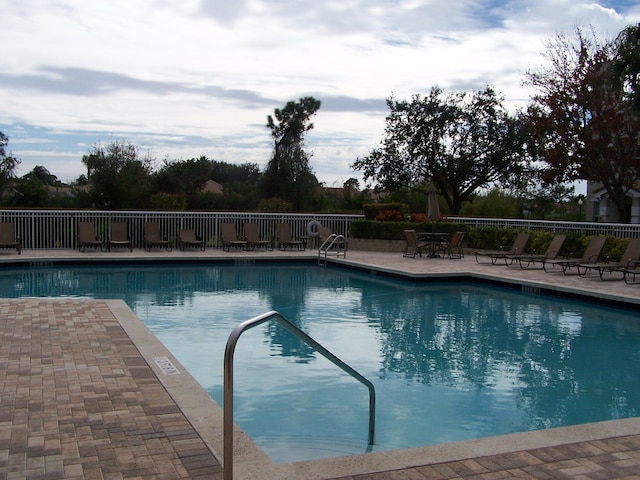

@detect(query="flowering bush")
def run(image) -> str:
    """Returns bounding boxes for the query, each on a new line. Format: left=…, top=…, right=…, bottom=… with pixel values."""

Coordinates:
left=374, top=209, right=404, bottom=222
left=409, top=213, right=427, bottom=223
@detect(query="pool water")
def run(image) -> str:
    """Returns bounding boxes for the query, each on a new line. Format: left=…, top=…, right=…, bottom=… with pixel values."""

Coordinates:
left=2, top=262, right=640, bottom=463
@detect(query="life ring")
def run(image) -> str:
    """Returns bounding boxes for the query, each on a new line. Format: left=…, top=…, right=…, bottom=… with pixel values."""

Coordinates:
left=307, top=220, right=322, bottom=237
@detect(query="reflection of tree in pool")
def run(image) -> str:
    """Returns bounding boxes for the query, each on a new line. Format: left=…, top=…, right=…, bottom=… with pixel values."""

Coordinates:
left=362, top=283, right=640, bottom=427
left=255, top=266, right=315, bottom=361
left=517, top=312, right=640, bottom=429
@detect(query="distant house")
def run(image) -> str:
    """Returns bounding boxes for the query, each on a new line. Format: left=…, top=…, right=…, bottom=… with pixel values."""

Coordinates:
left=322, top=185, right=357, bottom=199
left=201, top=180, right=224, bottom=195
left=585, top=181, right=640, bottom=223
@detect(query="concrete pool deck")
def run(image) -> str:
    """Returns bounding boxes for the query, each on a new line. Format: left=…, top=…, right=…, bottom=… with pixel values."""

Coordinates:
left=1, top=247, right=640, bottom=479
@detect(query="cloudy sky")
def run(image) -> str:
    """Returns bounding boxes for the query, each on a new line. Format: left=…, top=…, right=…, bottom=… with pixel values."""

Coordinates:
left=1, top=1, right=639, bottom=187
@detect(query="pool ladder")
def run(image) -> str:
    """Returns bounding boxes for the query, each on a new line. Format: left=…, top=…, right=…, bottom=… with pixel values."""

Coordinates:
left=318, top=234, right=347, bottom=265
left=223, top=310, right=375, bottom=480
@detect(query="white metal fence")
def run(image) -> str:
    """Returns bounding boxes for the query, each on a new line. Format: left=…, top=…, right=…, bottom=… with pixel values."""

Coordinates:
left=452, top=217, right=640, bottom=238
left=2, top=210, right=640, bottom=250
left=0, top=210, right=363, bottom=250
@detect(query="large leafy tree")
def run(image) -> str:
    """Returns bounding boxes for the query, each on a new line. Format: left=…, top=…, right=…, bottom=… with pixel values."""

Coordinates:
left=82, top=140, right=153, bottom=209
left=260, top=96, right=322, bottom=211
left=152, top=156, right=213, bottom=208
left=525, top=27, right=640, bottom=223
left=0, top=132, right=20, bottom=203
left=611, top=23, right=640, bottom=114
left=8, top=166, right=62, bottom=207
left=351, top=87, right=528, bottom=214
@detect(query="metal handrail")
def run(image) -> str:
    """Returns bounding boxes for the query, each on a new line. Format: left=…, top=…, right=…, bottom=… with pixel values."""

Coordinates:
left=223, top=310, right=375, bottom=480
left=318, top=234, right=347, bottom=265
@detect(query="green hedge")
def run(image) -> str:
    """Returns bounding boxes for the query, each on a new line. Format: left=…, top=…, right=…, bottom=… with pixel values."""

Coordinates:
left=350, top=220, right=468, bottom=240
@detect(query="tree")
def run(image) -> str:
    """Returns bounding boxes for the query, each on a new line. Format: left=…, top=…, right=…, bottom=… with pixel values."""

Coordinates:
left=525, top=27, right=640, bottom=223
left=260, top=96, right=322, bottom=211
left=152, top=157, right=212, bottom=209
left=0, top=132, right=20, bottom=203
left=611, top=23, right=640, bottom=114
left=82, top=140, right=153, bottom=209
left=351, top=87, right=528, bottom=214
left=8, top=166, right=55, bottom=207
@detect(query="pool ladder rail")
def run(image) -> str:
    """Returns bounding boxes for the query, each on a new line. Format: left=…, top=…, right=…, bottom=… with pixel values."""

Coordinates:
left=223, top=310, right=375, bottom=480
left=318, top=234, right=347, bottom=265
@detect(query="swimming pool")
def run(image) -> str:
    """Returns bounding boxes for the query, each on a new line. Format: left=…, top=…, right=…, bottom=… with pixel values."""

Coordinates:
left=2, top=261, right=639, bottom=463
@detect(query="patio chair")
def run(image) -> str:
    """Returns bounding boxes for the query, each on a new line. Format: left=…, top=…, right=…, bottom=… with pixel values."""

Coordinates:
left=577, top=238, right=640, bottom=280
left=506, top=234, right=567, bottom=269
left=243, top=223, right=272, bottom=250
left=77, top=221, right=104, bottom=252
left=403, top=229, right=428, bottom=258
left=0, top=222, right=21, bottom=254
left=439, top=231, right=465, bottom=259
left=178, top=229, right=206, bottom=251
left=543, top=236, right=607, bottom=274
left=220, top=223, right=248, bottom=251
left=474, top=233, right=531, bottom=264
left=106, top=222, right=132, bottom=252
left=143, top=222, right=172, bottom=251
left=276, top=223, right=304, bottom=251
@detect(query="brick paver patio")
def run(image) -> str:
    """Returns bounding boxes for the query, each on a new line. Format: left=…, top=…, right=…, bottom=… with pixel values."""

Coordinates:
left=0, top=249, right=639, bottom=479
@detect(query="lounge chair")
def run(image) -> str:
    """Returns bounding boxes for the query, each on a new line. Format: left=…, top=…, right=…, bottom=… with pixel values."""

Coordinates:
left=403, top=229, right=428, bottom=258
left=474, top=233, right=531, bottom=264
left=506, top=234, right=567, bottom=269
left=220, top=223, right=248, bottom=251
left=543, top=236, right=607, bottom=274
left=439, top=231, right=465, bottom=259
left=178, top=229, right=206, bottom=251
left=623, top=260, right=640, bottom=284
left=143, top=222, right=172, bottom=251
left=243, top=223, right=272, bottom=250
left=77, top=221, right=104, bottom=252
left=276, top=223, right=304, bottom=251
left=0, top=222, right=21, bottom=254
left=577, top=238, right=640, bottom=280
left=106, top=222, right=132, bottom=252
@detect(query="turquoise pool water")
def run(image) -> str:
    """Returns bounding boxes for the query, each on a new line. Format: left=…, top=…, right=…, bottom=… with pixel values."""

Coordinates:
left=2, top=262, right=640, bottom=463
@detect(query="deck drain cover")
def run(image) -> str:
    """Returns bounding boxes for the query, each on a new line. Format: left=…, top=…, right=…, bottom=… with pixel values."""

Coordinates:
left=153, top=356, right=180, bottom=375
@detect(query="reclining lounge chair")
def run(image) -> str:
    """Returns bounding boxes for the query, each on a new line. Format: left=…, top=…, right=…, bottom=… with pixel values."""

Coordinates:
left=179, top=229, right=206, bottom=251
left=543, top=236, right=606, bottom=274
left=0, top=222, right=21, bottom=254
left=243, top=223, right=272, bottom=250
left=577, top=238, right=640, bottom=280
left=77, top=221, right=104, bottom=252
left=220, top=223, right=248, bottom=251
left=276, top=223, right=304, bottom=251
left=143, top=222, right=172, bottom=251
left=474, top=233, right=530, bottom=265
left=506, top=234, right=567, bottom=269
left=106, top=222, right=132, bottom=252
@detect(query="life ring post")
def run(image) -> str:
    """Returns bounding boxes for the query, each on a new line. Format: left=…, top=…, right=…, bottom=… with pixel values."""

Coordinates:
left=306, top=220, right=322, bottom=241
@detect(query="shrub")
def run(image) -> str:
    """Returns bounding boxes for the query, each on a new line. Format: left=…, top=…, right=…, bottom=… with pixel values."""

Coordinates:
left=363, top=203, right=408, bottom=220
left=257, top=197, right=293, bottom=212
left=374, top=209, right=404, bottom=222
left=350, top=220, right=467, bottom=240
left=409, top=213, right=427, bottom=222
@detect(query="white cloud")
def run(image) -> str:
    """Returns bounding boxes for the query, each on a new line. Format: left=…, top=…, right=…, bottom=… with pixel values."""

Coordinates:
left=1, top=0, right=639, bottom=185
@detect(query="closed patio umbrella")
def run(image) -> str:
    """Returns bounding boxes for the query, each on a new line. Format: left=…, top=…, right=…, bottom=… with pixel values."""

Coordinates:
left=427, top=183, right=440, bottom=221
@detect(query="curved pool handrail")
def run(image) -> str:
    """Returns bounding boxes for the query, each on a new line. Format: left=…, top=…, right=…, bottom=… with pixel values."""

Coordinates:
left=223, top=310, right=376, bottom=480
